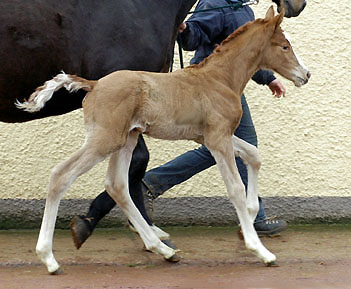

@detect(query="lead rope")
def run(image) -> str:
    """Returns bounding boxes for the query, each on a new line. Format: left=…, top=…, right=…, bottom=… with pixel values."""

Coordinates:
left=170, top=0, right=259, bottom=71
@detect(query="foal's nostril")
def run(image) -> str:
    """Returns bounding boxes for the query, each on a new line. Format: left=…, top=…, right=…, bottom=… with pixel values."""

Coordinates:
left=304, top=72, right=311, bottom=84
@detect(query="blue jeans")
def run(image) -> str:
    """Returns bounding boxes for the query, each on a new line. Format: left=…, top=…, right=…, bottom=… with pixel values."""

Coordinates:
left=143, top=94, right=267, bottom=222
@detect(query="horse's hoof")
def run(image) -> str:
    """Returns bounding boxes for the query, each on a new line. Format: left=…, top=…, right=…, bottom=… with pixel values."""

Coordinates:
left=237, top=227, right=244, bottom=240
left=50, top=267, right=64, bottom=275
left=165, top=253, right=181, bottom=263
left=70, top=216, right=92, bottom=249
left=162, top=238, right=177, bottom=250
left=266, top=261, right=279, bottom=267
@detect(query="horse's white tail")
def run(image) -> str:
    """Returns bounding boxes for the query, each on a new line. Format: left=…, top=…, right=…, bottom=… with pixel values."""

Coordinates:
left=15, top=72, right=96, bottom=113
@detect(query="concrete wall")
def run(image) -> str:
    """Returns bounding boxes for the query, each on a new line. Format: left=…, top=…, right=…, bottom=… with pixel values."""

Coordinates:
left=1, top=1, right=351, bottom=228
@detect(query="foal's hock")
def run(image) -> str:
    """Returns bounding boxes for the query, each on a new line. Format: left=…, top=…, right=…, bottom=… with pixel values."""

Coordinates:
left=17, top=6, right=309, bottom=274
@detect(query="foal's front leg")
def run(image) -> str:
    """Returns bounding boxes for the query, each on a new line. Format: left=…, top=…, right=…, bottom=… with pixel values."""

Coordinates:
left=105, top=133, right=176, bottom=260
left=232, top=135, right=261, bottom=223
left=207, top=136, right=276, bottom=265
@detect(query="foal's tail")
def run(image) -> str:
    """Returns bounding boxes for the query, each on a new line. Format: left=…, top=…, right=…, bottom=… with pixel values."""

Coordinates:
left=15, top=72, right=97, bottom=113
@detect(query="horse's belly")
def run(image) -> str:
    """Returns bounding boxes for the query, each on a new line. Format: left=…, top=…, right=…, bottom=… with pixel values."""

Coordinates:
left=144, top=121, right=202, bottom=142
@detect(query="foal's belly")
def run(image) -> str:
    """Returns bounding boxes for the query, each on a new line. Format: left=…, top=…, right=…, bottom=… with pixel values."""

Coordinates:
left=144, top=121, right=203, bottom=142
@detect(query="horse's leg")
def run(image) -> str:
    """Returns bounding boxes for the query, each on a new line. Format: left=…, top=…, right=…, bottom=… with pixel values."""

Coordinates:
left=128, top=135, right=152, bottom=225
left=206, top=135, right=276, bottom=265
left=105, top=132, right=176, bottom=259
left=70, top=135, right=153, bottom=248
left=127, top=136, right=172, bottom=242
left=232, top=135, right=261, bottom=223
left=36, top=145, right=106, bottom=274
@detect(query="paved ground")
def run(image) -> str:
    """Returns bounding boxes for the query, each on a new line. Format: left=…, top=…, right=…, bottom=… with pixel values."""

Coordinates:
left=1, top=225, right=351, bottom=289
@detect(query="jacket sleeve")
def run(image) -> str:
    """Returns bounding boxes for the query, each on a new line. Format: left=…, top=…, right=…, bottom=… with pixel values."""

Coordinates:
left=251, top=69, right=276, bottom=85
left=180, top=2, right=224, bottom=51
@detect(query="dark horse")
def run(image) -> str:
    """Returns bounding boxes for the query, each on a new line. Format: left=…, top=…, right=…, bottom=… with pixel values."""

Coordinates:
left=1, top=0, right=196, bottom=241
left=1, top=0, right=306, bottom=250
left=0, top=0, right=197, bottom=123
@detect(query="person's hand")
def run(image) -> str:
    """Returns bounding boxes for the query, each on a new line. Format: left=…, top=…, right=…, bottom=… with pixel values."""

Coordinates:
left=179, top=22, right=187, bottom=33
left=268, top=79, right=286, bottom=98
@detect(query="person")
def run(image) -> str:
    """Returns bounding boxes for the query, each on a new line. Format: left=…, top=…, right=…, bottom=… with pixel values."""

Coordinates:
left=142, top=0, right=287, bottom=236
left=71, top=0, right=287, bottom=249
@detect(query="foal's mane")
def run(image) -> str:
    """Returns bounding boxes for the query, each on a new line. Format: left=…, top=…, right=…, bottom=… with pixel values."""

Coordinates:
left=186, top=18, right=267, bottom=70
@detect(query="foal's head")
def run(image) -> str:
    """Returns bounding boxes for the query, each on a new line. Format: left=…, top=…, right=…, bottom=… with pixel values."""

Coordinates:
left=261, top=6, right=310, bottom=87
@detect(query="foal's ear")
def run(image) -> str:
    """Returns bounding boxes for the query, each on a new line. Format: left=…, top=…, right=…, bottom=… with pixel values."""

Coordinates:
left=274, top=8, right=284, bottom=27
left=267, top=7, right=284, bottom=30
left=264, top=6, right=275, bottom=21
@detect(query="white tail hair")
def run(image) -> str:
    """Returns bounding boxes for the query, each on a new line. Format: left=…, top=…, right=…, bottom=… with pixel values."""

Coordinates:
left=15, top=72, right=94, bottom=113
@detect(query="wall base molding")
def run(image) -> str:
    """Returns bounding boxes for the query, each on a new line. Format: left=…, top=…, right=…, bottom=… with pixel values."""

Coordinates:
left=1, top=196, right=350, bottom=229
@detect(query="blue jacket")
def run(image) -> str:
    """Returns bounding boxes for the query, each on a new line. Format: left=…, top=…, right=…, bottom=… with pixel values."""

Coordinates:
left=181, top=0, right=275, bottom=85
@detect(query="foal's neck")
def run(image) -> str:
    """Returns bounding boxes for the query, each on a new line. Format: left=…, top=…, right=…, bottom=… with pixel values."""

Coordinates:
left=196, top=23, right=270, bottom=96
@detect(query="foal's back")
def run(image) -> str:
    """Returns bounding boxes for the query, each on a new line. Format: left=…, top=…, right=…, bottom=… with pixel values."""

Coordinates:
left=83, top=69, right=241, bottom=144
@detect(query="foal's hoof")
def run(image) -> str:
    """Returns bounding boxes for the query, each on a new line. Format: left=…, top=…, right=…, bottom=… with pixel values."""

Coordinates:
left=50, top=267, right=64, bottom=275
left=70, top=216, right=92, bottom=249
left=266, top=261, right=279, bottom=267
left=165, top=253, right=181, bottom=263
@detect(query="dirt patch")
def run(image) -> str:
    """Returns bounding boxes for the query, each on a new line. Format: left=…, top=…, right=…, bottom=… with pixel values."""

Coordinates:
left=1, top=225, right=351, bottom=288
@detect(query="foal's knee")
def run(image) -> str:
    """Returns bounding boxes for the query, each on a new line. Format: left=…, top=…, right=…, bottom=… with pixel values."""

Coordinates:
left=248, top=146, right=261, bottom=170
left=247, top=199, right=259, bottom=220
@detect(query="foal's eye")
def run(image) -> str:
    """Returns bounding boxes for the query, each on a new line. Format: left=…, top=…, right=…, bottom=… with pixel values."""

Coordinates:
left=282, top=45, right=289, bottom=51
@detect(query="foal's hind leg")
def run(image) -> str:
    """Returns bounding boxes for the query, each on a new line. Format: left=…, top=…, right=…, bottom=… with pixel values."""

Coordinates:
left=36, top=145, right=105, bottom=274
left=105, top=132, right=176, bottom=260
left=70, top=135, right=152, bottom=249
left=206, top=135, right=276, bottom=265
left=232, top=135, right=261, bottom=223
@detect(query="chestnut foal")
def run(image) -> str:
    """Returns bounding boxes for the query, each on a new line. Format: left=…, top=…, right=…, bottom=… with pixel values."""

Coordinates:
left=17, top=6, right=309, bottom=274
